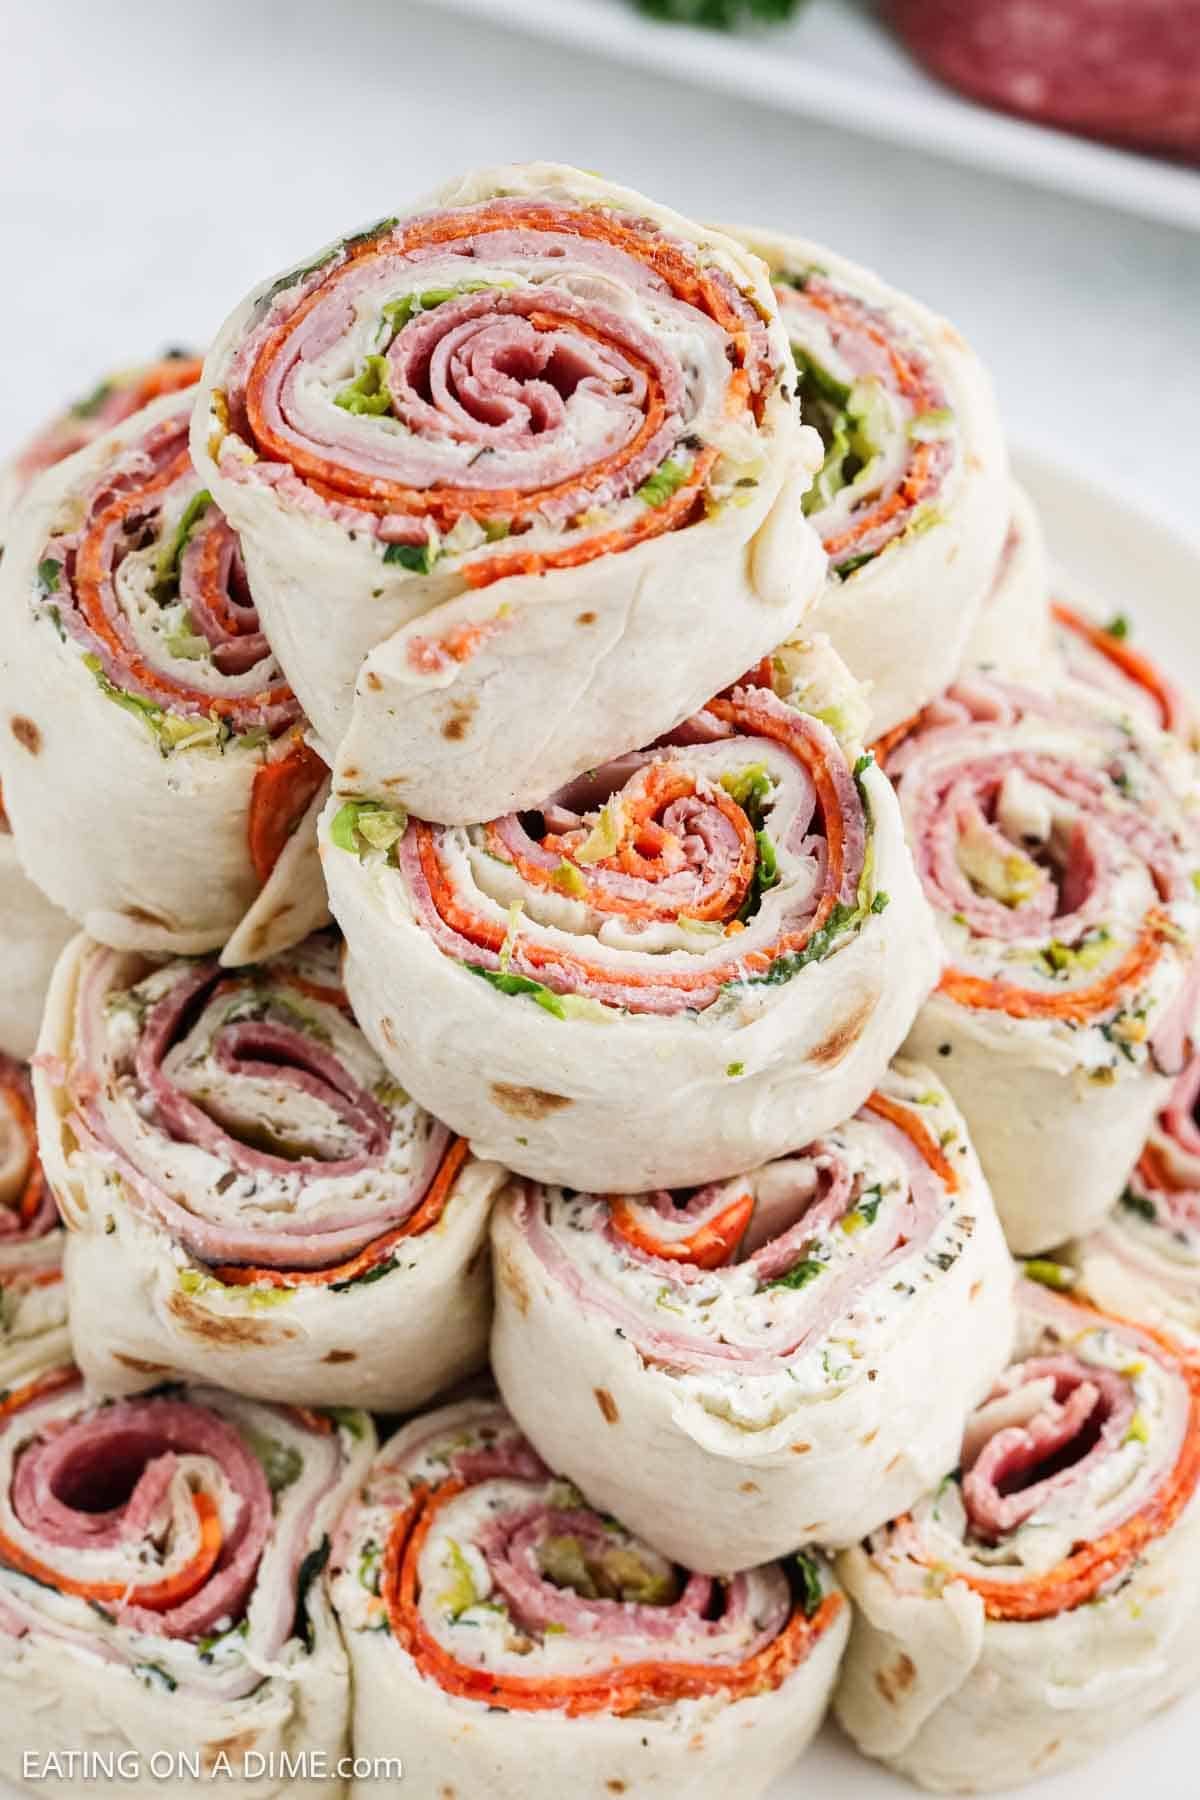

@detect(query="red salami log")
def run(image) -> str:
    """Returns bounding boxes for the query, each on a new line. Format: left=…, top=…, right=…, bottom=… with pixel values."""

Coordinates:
left=885, top=0, right=1200, bottom=162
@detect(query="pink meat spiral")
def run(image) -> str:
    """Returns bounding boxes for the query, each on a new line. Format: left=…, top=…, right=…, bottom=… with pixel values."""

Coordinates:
left=882, top=674, right=1200, bottom=1061
left=60, top=935, right=451, bottom=1274
left=32, top=398, right=298, bottom=739
left=388, top=680, right=873, bottom=1020
left=211, top=192, right=781, bottom=573
left=0, top=1365, right=355, bottom=1696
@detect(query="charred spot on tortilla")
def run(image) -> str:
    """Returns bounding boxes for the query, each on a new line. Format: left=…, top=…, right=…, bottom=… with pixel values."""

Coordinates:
left=322, top=1349, right=356, bottom=1364
left=364, top=671, right=383, bottom=692
left=577, top=610, right=598, bottom=626
left=805, top=989, right=878, bottom=1069
left=121, top=904, right=175, bottom=929
left=790, top=1441, right=812, bottom=1455
left=203, top=1732, right=261, bottom=1774
left=497, top=1249, right=532, bottom=1318
left=594, top=1387, right=619, bottom=1424
left=10, top=716, right=41, bottom=754
left=490, top=1081, right=573, bottom=1121
left=739, top=1480, right=760, bottom=1494
left=166, top=1289, right=298, bottom=1347
left=874, top=1653, right=916, bottom=1704
left=112, top=1353, right=172, bottom=1376
left=441, top=695, right=478, bottom=741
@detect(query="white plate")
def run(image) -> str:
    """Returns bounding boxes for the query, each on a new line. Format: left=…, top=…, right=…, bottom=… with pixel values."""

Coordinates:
left=2, top=454, right=1198, bottom=1800
left=424, top=0, right=1200, bottom=234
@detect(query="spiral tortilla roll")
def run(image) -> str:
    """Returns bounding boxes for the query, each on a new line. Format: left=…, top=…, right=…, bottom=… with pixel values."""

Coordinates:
left=834, top=1278, right=1200, bottom=1792
left=0, top=1058, right=66, bottom=1389
left=729, top=229, right=1008, bottom=736
left=0, top=389, right=330, bottom=962
left=192, top=162, right=826, bottom=824
left=1067, top=1047, right=1200, bottom=1349
left=0, top=1363, right=371, bottom=1797
left=959, top=483, right=1052, bottom=674
left=491, top=1061, right=1012, bottom=1572
left=0, top=796, right=73, bottom=1059
left=35, top=931, right=502, bottom=1411
left=321, top=644, right=940, bottom=1190
left=328, top=1394, right=847, bottom=1800
left=0, top=349, right=202, bottom=537
left=884, top=674, right=1200, bottom=1253
left=1052, top=596, right=1197, bottom=745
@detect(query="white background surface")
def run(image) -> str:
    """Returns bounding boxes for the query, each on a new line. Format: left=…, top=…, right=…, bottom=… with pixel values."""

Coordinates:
left=1, top=0, right=1198, bottom=546
left=2, top=4, right=1198, bottom=1796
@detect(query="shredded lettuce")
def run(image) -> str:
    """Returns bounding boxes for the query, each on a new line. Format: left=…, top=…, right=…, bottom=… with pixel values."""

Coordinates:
left=574, top=798, right=623, bottom=865
left=154, top=489, right=213, bottom=600
left=799, top=368, right=888, bottom=521
left=636, top=457, right=690, bottom=508
left=720, top=761, right=773, bottom=824
left=956, top=814, right=1043, bottom=909
left=244, top=1429, right=303, bottom=1495
left=551, top=860, right=588, bottom=899
left=82, top=655, right=231, bottom=756
left=35, top=557, right=61, bottom=597
left=379, top=281, right=500, bottom=345
left=330, top=800, right=407, bottom=859
left=438, top=1538, right=481, bottom=1619
left=178, top=1268, right=294, bottom=1308
left=1023, top=1259, right=1076, bottom=1292
left=466, top=963, right=610, bottom=1022
left=335, top=355, right=393, bottom=417
left=382, top=539, right=440, bottom=573
left=737, top=828, right=779, bottom=923
left=69, top=379, right=114, bottom=420
left=793, top=1551, right=826, bottom=1618
left=260, top=218, right=399, bottom=311
left=164, top=611, right=210, bottom=662
left=764, top=1256, right=825, bottom=1292
left=738, top=898, right=859, bottom=989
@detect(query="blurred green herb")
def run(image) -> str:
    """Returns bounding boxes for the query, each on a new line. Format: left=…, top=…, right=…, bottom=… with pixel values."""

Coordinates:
left=634, top=0, right=803, bottom=26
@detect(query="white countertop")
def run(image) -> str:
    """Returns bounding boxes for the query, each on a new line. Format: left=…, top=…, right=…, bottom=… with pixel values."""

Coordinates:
left=2, top=0, right=1198, bottom=547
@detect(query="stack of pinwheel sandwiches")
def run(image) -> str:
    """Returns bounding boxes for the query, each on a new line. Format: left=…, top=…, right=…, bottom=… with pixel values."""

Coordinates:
left=0, top=163, right=1198, bottom=1800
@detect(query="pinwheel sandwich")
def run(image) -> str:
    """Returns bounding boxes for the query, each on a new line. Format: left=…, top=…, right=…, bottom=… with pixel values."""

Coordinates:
left=887, top=675, right=1200, bottom=1253
left=835, top=1278, right=1200, bottom=1791
left=193, top=162, right=828, bottom=824
left=492, top=1062, right=1013, bottom=1572
left=729, top=228, right=1009, bottom=736
left=0, top=389, right=329, bottom=963
left=329, top=1394, right=848, bottom=1800
left=321, top=638, right=941, bottom=1191
left=0, top=1363, right=371, bottom=1797
left=36, top=933, right=503, bottom=1411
